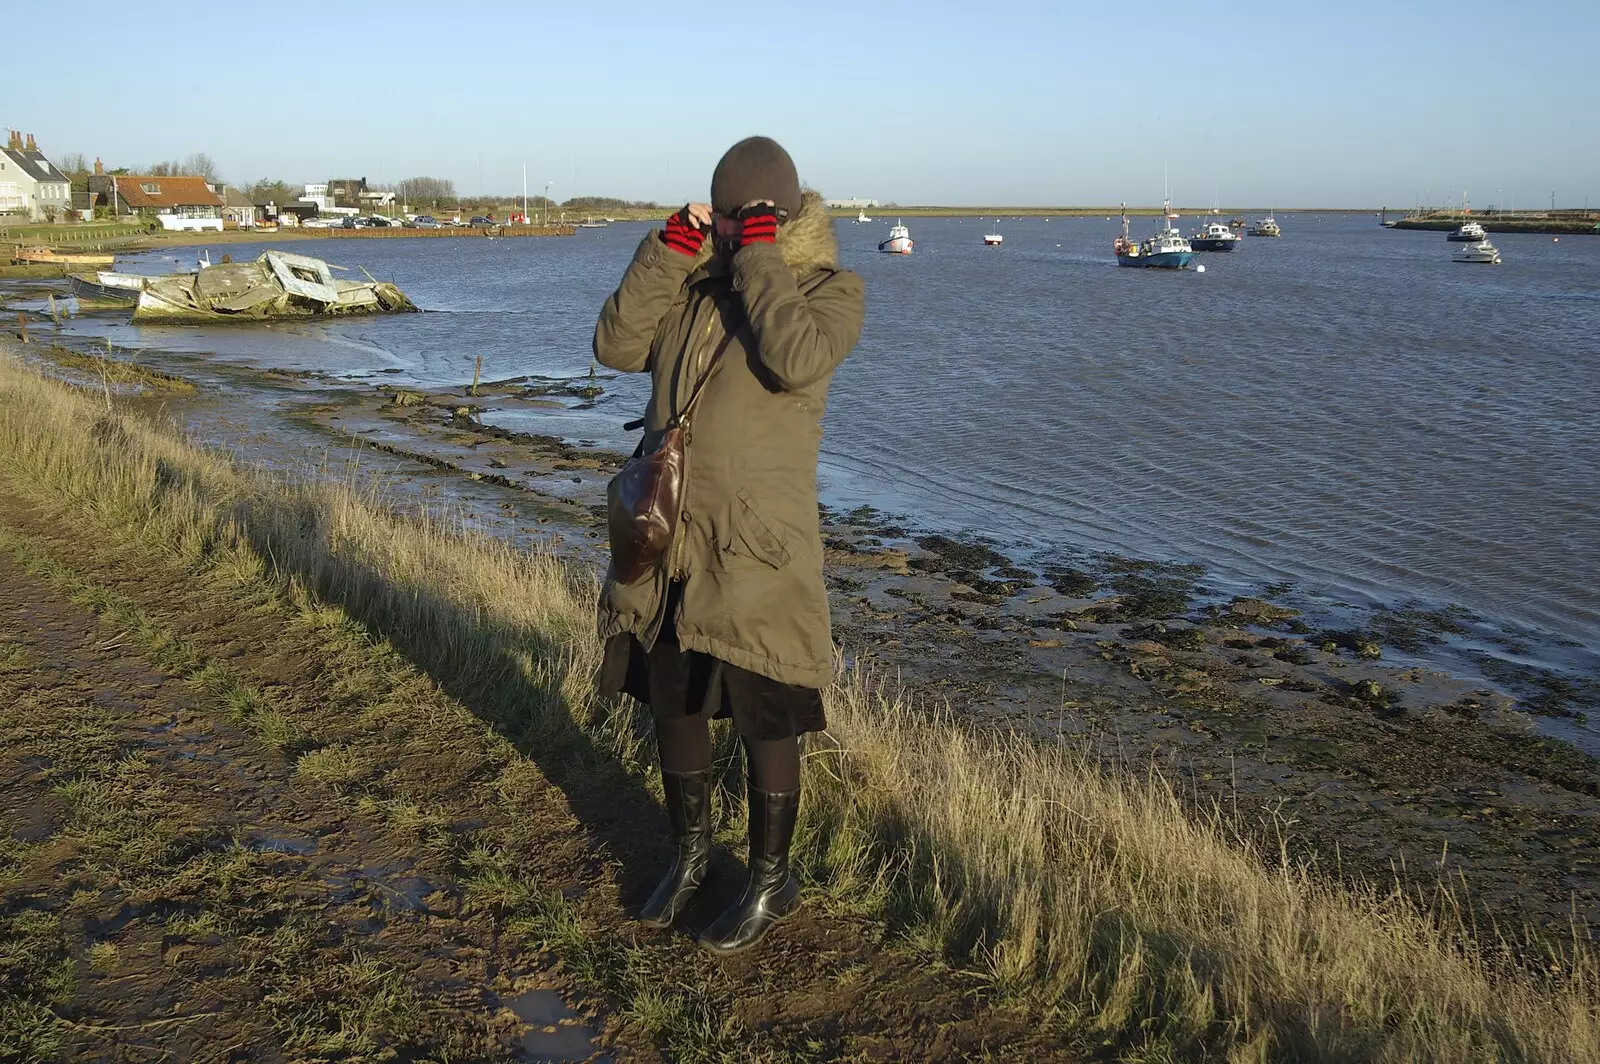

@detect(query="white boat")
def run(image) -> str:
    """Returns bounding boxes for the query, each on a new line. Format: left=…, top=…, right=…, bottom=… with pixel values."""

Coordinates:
left=878, top=221, right=913, bottom=255
left=1448, top=220, right=1487, bottom=242
left=983, top=220, right=1003, bottom=246
left=856, top=209, right=872, bottom=223
left=1247, top=213, right=1281, bottom=237
left=1453, top=239, right=1501, bottom=264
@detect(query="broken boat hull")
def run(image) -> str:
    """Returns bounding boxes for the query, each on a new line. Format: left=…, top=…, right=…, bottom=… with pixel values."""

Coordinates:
left=69, top=271, right=148, bottom=309
left=128, top=250, right=417, bottom=324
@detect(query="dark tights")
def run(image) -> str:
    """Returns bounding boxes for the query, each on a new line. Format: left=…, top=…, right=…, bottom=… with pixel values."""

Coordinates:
left=655, top=714, right=801, bottom=793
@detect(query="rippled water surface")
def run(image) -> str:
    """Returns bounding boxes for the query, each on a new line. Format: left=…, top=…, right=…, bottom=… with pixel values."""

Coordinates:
left=69, top=216, right=1600, bottom=664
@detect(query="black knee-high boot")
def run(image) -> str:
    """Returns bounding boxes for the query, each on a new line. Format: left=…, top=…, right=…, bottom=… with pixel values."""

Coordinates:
left=698, top=785, right=800, bottom=954
left=638, top=769, right=712, bottom=928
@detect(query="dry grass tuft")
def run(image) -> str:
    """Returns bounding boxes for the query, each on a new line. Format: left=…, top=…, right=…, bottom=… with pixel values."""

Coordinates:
left=1, top=349, right=1595, bottom=1061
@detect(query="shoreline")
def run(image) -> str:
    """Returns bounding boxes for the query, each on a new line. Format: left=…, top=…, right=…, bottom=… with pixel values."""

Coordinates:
left=3, top=322, right=1598, bottom=943
left=7, top=342, right=1597, bottom=1061
left=2, top=224, right=578, bottom=272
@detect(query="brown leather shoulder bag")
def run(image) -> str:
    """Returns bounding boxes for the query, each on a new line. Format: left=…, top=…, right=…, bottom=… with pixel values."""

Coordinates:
left=606, top=329, right=737, bottom=584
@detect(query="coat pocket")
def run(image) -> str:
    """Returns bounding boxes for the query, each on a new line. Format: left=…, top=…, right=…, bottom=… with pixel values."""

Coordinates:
left=724, top=489, right=792, bottom=570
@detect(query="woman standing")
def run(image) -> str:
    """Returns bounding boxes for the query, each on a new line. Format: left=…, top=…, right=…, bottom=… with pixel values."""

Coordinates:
left=592, top=137, right=865, bottom=954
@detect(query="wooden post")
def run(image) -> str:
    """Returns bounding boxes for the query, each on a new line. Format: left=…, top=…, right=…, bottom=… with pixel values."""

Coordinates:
left=48, top=294, right=60, bottom=325
left=17, top=311, right=27, bottom=343
left=471, top=355, right=482, bottom=397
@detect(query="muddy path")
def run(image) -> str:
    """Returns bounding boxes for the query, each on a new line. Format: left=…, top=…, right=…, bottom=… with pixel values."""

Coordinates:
left=0, top=489, right=1070, bottom=1062
left=0, top=524, right=606, bottom=1062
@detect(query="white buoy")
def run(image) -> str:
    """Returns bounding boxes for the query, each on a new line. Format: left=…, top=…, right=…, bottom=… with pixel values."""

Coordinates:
left=1196, top=264, right=1206, bottom=273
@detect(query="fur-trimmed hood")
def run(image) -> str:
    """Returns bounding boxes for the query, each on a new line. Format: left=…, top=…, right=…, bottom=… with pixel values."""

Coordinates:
left=688, top=190, right=838, bottom=276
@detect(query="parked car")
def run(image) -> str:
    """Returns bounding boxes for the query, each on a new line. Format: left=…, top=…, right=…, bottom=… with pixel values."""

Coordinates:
left=468, top=215, right=496, bottom=226
left=408, top=215, right=439, bottom=228
left=365, top=216, right=395, bottom=228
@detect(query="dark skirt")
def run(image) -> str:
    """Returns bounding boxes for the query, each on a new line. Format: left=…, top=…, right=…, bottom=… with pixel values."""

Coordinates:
left=597, top=584, right=826, bottom=741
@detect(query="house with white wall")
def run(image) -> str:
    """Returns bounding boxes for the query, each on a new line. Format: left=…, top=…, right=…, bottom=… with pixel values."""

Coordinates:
left=0, top=131, right=72, bottom=220
left=111, top=174, right=224, bottom=231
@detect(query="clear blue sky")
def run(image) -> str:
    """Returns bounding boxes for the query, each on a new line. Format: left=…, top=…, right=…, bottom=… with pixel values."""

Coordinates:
left=8, top=0, right=1595, bottom=208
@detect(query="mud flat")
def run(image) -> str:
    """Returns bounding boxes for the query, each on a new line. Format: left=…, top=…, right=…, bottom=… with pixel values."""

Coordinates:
left=3, top=328, right=1599, bottom=1062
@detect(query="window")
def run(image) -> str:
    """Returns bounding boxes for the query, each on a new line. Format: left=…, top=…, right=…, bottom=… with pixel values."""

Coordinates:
left=141, top=182, right=160, bottom=195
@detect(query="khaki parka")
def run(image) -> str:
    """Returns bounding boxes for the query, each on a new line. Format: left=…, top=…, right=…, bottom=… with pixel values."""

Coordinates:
left=593, top=192, right=865, bottom=690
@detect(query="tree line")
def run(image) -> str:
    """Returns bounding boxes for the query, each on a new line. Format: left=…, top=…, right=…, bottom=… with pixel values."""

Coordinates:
left=43, top=148, right=664, bottom=215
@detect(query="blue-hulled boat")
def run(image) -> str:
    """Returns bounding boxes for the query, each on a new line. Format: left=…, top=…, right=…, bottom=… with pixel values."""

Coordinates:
left=1190, top=219, right=1241, bottom=251
left=1114, top=202, right=1194, bottom=269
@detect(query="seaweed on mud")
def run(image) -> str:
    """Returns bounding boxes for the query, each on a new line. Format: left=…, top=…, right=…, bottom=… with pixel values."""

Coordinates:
left=1317, top=629, right=1383, bottom=660
left=943, top=570, right=1013, bottom=597
left=1343, top=678, right=1401, bottom=716
left=1469, top=654, right=1600, bottom=718
left=1210, top=596, right=1301, bottom=628
left=1106, top=572, right=1196, bottom=620
left=915, top=535, right=1009, bottom=572
left=994, top=565, right=1038, bottom=584
left=1125, top=621, right=1206, bottom=651
left=1042, top=566, right=1098, bottom=597
left=837, top=504, right=907, bottom=538
left=1368, top=605, right=1474, bottom=652
left=1271, top=644, right=1314, bottom=666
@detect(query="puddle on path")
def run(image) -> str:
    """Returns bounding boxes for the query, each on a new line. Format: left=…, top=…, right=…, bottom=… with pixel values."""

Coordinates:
left=243, top=831, right=318, bottom=855
left=507, top=989, right=609, bottom=1063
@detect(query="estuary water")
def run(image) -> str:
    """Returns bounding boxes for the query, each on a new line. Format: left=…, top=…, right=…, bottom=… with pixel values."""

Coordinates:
left=60, top=215, right=1600, bottom=675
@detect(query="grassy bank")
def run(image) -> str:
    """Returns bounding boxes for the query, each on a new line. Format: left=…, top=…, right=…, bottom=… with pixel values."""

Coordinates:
left=1, top=348, right=1596, bottom=1061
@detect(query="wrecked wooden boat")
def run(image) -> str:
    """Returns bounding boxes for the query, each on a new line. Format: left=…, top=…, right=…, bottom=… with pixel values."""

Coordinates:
left=69, top=271, right=149, bottom=308
left=15, top=247, right=117, bottom=267
left=130, top=250, right=417, bottom=324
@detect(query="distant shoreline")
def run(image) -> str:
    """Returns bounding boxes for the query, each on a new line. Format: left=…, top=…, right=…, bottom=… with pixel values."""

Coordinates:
left=830, top=206, right=1383, bottom=218
left=1392, top=216, right=1599, bottom=236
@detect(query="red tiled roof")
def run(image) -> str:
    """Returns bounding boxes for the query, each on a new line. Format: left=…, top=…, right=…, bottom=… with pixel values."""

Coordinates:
left=112, top=175, right=224, bottom=208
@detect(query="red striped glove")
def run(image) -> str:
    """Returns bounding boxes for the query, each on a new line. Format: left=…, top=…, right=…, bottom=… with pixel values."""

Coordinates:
left=737, top=204, right=781, bottom=247
left=662, top=206, right=707, bottom=257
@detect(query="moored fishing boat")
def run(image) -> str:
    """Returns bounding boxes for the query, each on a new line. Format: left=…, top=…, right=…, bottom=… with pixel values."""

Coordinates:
left=1247, top=213, right=1281, bottom=237
left=1452, top=239, right=1501, bottom=264
left=856, top=209, right=872, bottom=223
left=983, top=220, right=1003, bottom=246
left=14, top=247, right=116, bottom=267
left=1447, top=220, right=1487, bottom=242
left=1114, top=202, right=1194, bottom=269
left=1190, top=220, right=1241, bottom=251
left=878, top=221, right=913, bottom=255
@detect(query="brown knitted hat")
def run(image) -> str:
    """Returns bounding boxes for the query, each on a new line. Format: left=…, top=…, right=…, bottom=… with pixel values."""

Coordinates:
left=710, top=136, right=801, bottom=220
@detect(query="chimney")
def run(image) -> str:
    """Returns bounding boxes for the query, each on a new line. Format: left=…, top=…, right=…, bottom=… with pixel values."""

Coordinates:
left=94, top=157, right=104, bottom=175
left=6, top=130, right=19, bottom=151
left=25, top=133, right=36, bottom=152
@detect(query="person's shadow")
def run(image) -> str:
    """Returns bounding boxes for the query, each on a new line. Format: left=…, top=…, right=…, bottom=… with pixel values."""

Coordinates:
left=204, top=471, right=748, bottom=933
